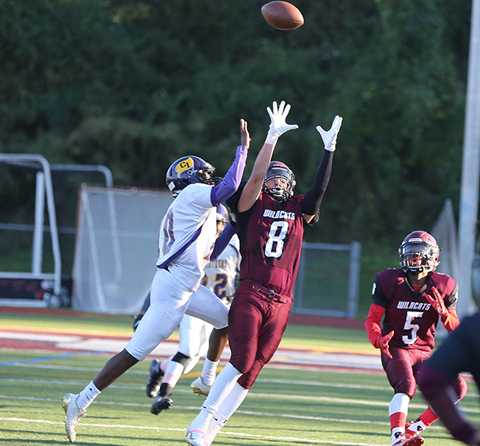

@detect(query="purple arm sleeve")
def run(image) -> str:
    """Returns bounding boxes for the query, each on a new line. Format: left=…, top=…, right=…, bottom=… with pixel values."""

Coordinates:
left=211, top=146, right=248, bottom=206
left=210, top=222, right=237, bottom=261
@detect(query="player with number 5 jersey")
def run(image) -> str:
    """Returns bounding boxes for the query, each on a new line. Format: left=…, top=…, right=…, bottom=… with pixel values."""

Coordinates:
left=365, top=230, right=468, bottom=446
left=186, top=100, right=343, bottom=446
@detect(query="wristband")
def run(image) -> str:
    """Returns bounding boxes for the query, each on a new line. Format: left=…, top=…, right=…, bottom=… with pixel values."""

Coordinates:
left=265, top=133, right=278, bottom=146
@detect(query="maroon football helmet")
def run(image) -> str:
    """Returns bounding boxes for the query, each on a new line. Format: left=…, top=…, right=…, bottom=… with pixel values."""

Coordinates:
left=263, top=161, right=296, bottom=202
left=398, top=230, right=440, bottom=274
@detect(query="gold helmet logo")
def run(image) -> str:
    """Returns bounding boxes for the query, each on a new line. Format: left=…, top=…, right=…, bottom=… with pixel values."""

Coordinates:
left=175, top=157, right=194, bottom=175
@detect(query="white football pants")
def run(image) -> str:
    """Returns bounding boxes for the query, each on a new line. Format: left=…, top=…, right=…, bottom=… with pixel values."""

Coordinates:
left=125, top=268, right=228, bottom=361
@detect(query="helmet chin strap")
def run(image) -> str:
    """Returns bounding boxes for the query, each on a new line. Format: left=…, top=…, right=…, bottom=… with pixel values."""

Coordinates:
left=265, top=185, right=290, bottom=202
left=408, top=267, right=426, bottom=274
left=407, top=262, right=435, bottom=274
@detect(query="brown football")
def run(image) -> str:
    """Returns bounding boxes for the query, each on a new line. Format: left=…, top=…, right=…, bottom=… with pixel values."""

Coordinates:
left=261, top=1, right=304, bottom=31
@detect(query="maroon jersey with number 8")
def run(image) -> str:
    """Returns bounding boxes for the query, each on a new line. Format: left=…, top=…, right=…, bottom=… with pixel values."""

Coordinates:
left=230, top=189, right=305, bottom=297
left=372, top=268, right=458, bottom=351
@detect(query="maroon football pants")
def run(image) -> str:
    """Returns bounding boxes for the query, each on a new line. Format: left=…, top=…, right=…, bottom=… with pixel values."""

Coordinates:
left=228, top=280, right=292, bottom=389
left=382, top=347, right=467, bottom=399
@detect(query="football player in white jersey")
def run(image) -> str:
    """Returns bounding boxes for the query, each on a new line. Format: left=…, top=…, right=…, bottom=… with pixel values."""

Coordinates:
left=62, top=120, right=250, bottom=443
left=149, top=204, right=241, bottom=415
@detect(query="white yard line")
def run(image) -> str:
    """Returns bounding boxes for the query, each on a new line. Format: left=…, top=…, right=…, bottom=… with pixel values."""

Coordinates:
left=0, top=416, right=388, bottom=445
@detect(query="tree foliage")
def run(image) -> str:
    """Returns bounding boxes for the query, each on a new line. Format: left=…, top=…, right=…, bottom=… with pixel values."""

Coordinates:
left=0, top=0, right=471, bottom=245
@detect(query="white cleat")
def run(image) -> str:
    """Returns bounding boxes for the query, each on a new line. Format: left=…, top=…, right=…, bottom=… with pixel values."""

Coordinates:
left=190, top=377, right=211, bottom=396
left=62, top=393, right=86, bottom=443
left=186, top=429, right=208, bottom=446
left=392, top=436, right=425, bottom=446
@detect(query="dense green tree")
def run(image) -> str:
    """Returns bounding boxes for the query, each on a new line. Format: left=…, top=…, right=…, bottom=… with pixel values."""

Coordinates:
left=0, top=0, right=472, bottom=246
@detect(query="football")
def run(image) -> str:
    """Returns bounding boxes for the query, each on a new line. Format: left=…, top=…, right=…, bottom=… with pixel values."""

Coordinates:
left=261, top=1, right=304, bottom=31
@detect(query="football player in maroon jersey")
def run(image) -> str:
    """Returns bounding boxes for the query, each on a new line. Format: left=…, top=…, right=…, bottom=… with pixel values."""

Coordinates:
left=186, top=100, right=342, bottom=446
left=418, top=310, right=480, bottom=445
left=365, top=230, right=468, bottom=446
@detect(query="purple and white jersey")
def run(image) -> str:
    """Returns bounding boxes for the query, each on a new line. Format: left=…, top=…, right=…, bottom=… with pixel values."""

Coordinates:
left=202, top=234, right=241, bottom=299
left=156, top=183, right=216, bottom=291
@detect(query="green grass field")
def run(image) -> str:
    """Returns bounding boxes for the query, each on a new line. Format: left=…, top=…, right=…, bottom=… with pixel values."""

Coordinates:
left=0, top=310, right=479, bottom=446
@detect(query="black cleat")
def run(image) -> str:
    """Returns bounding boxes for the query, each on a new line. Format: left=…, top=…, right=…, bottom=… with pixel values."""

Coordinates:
left=146, top=359, right=164, bottom=398
left=150, top=396, right=173, bottom=415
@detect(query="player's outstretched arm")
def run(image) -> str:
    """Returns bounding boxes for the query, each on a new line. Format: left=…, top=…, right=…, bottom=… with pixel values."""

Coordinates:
left=211, top=119, right=250, bottom=206
left=237, top=101, right=298, bottom=213
left=316, top=115, right=342, bottom=152
left=240, top=118, right=251, bottom=148
left=210, top=223, right=237, bottom=261
left=301, top=115, right=343, bottom=224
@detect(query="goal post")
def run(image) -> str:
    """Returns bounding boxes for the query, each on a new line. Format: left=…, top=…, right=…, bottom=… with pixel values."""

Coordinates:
left=0, top=154, right=63, bottom=306
left=72, top=185, right=173, bottom=314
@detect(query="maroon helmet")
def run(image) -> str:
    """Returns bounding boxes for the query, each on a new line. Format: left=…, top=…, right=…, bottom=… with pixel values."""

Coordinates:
left=398, top=230, right=440, bottom=274
left=263, top=161, right=296, bottom=202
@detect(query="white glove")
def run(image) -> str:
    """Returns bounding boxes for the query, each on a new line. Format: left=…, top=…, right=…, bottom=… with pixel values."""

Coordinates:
left=265, top=101, right=298, bottom=145
left=316, top=115, right=343, bottom=151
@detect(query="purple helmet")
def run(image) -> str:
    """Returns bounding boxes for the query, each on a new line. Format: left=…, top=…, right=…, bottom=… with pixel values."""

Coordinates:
left=398, top=230, right=440, bottom=274
left=263, top=161, right=296, bottom=202
left=216, top=204, right=229, bottom=223
left=166, top=156, right=221, bottom=197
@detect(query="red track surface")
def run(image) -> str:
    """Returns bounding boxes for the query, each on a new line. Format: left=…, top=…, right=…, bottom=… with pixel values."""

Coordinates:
left=0, top=306, right=375, bottom=373
left=0, top=306, right=366, bottom=329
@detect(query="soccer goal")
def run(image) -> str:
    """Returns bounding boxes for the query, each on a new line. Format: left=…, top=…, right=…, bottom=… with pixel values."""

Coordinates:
left=72, top=185, right=173, bottom=314
left=0, top=155, right=115, bottom=308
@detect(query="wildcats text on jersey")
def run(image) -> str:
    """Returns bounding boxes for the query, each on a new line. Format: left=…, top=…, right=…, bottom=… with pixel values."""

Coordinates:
left=263, top=209, right=296, bottom=220
left=397, top=301, right=432, bottom=311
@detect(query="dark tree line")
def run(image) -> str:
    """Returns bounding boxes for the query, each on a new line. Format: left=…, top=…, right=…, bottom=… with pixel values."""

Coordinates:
left=0, top=0, right=472, bottom=246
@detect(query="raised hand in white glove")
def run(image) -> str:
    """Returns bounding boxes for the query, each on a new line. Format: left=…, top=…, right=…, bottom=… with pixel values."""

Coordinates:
left=265, top=100, right=299, bottom=145
left=316, top=115, right=343, bottom=152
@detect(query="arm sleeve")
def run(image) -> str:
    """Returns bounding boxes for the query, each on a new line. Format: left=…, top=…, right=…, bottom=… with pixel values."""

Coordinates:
left=442, top=282, right=460, bottom=333
left=211, top=146, right=248, bottom=206
left=226, top=182, right=246, bottom=213
left=365, top=303, right=385, bottom=349
left=441, top=309, right=460, bottom=334
left=301, top=149, right=334, bottom=223
left=210, top=222, right=237, bottom=261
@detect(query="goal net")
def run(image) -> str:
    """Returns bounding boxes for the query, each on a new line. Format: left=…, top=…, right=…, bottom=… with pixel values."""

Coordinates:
left=73, top=185, right=172, bottom=314
left=431, top=199, right=459, bottom=281
left=430, top=198, right=478, bottom=335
